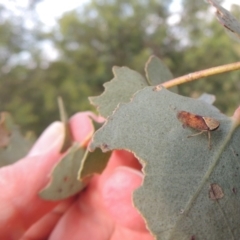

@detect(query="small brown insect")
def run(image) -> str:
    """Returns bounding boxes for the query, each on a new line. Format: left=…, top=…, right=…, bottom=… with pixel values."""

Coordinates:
left=177, top=111, right=220, bottom=149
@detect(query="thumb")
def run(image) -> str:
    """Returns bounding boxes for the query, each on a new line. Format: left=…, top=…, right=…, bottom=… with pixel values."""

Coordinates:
left=0, top=122, right=65, bottom=239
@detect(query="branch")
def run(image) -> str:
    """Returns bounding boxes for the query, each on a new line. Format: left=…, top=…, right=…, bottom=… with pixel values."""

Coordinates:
left=154, top=61, right=240, bottom=90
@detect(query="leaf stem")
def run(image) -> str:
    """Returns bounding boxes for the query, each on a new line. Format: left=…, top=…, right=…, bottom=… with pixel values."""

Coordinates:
left=155, top=61, right=240, bottom=90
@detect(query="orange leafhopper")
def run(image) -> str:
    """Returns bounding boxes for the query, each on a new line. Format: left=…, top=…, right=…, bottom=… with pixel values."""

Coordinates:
left=177, top=111, right=220, bottom=149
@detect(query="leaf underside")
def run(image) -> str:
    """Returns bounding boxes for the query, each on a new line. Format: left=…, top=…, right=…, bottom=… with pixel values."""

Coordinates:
left=39, top=143, right=86, bottom=200
left=78, top=148, right=112, bottom=180
left=90, top=87, right=240, bottom=240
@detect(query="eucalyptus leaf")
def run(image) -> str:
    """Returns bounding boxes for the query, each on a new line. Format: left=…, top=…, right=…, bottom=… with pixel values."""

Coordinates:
left=89, top=66, right=148, bottom=118
left=198, top=93, right=216, bottom=105
left=90, top=87, right=240, bottom=239
left=39, top=143, right=86, bottom=200
left=207, top=0, right=240, bottom=43
left=89, top=56, right=175, bottom=118
left=0, top=112, right=34, bottom=167
left=78, top=148, right=111, bottom=180
left=0, top=112, right=11, bottom=148
left=58, top=97, right=73, bottom=153
left=145, top=55, right=177, bottom=93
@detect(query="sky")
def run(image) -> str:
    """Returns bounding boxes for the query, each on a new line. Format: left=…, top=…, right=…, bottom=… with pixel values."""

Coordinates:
left=0, top=0, right=239, bottom=27
left=31, top=0, right=240, bottom=27
left=35, top=0, right=90, bottom=26
left=1, top=0, right=239, bottom=63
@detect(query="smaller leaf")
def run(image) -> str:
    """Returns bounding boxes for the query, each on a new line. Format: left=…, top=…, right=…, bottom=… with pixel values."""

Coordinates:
left=145, top=55, right=178, bottom=93
left=39, top=143, right=86, bottom=200
left=77, top=115, right=111, bottom=180
left=39, top=112, right=110, bottom=201
left=58, top=97, right=73, bottom=153
left=0, top=112, right=11, bottom=148
left=207, top=0, right=240, bottom=42
left=0, top=112, right=34, bottom=167
left=145, top=55, right=172, bottom=84
left=78, top=148, right=111, bottom=180
left=198, top=93, right=216, bottom=105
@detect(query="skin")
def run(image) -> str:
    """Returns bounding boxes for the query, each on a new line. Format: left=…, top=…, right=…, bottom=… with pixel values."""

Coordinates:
left=0, top=112, right=154, bottom=240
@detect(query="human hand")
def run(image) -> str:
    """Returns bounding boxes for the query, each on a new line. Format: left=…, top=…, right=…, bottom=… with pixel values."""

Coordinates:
left=0, top=112, right=154, bottom=240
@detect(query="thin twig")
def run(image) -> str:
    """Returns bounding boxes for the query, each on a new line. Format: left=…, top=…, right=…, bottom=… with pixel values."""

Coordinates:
left=154, top=61, right=240, bottom=90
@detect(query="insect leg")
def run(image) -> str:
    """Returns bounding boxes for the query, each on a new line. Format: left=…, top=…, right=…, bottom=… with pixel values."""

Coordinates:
left=187, top=131, right=205, bottom=138
left=207, top=131, right=212, bottom=150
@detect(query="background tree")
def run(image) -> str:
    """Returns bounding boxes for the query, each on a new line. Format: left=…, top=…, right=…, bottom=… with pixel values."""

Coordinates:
left=0, top=0, right=239, bottom=135
left=176, top=0, right=240, bottom=115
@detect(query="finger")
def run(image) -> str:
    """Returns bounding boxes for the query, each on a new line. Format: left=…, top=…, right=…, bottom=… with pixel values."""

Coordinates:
left=0, top=112, right=98, bottom=239
left=69, top=112, right=104, bottom=146
left=101, top=166, right=154, bottom=239
left=99, top=150, right=142, bottom=186
left=21, top=197, right=75, bottom=240
left=0, top=123, right=65, bottom=239
left=28, top=111, right=99, bottom=157
left=48, top=167, right=153, bottom=240
left=101, top=166, right=147, bottom=231
left=27, top=122, right=64, bottom=157
left=105, top=150, right=142, bottom=171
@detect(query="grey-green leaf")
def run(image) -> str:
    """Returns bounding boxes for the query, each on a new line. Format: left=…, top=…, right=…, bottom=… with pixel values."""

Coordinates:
left=207, top=0, right=240, bottom=43
left=39, top=143, right=85, bottom=200
left=89, top=66, right=148, bottom=118
left=145, top=55, right=177, bottom=93
left=89, top=56, right=175, bottom=118
left=198, top=93, right=216, bottom=105
left=90, top=87, right=240, bottom=239
left=78, top=148, right=111, bottom=180
left=57, top=97, right=73, bottom=153
left=0, top=112, right=34, bottom=167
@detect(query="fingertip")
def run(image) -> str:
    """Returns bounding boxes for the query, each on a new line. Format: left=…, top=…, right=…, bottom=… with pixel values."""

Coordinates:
left=27, top=122, right=64, bottom=157
left=108, top=150, right=142, bottom=170
left=101, top=166, right=146, bottom=231
left=69, top=112, right=104, bottom=146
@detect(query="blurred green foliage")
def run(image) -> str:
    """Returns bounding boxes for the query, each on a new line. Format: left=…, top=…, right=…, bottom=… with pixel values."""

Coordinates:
left=0, top=0, right=240, bottom=135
